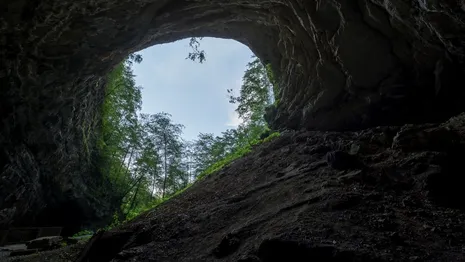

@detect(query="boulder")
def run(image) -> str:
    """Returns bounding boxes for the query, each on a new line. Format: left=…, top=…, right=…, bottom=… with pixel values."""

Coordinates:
left=26, top=236, right=63, bottom=250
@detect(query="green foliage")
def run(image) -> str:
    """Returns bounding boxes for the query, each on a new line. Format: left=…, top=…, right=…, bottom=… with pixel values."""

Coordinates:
left=197, top=145, right=251, bottom=180
left=72, top=229, right=94, bottom=238
left=125, top=199, right=162, bottom=222
left=263, top=131, right=280, bottom=143
left=103, top=213, right=123, bottom=231
left=189, top=56, right=279, bottom=180
left=194, top=137, right=267, bottom=180
left=265, top=63, right=280, bottom=103
left=193, top=56, right=280, bottom=180
left=96, top=53, right=191, bottom=223
left=139, top=112, right=185, bottom=198
left=227, top=56, right=274, bottom=126
left=186, top=37, right=206, bottom=63
left=196, top=131, right=280, bottom=180
left=93, top=52, right=279, bottom=227
left=98, top=58, right=142, bottom=206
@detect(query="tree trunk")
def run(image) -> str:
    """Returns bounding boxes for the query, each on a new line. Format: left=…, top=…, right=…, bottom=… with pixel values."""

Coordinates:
left=114, top=147, right=130, bottom=185
left=124, top=148, right=135, bottom=176
left=187, top=161, right=191, bottom=185
left=151, top=171, right=156, bottom=200
left=120, top=172, right=145, bottom=201
left=162, top=132, right=168, bottom=199
left=126, top=178, right=143, bottom=216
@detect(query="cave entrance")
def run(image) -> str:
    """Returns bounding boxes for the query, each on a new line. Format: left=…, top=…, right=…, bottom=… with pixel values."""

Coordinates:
left=96, top=37, right=276, bottom=226
left=1, top=0, right=465, bottom=238
left=133, top=37, right=255, bottom=142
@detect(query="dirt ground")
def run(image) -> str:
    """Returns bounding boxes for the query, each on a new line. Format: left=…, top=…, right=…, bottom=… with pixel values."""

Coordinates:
left=10, top=114, right=465, bottom=262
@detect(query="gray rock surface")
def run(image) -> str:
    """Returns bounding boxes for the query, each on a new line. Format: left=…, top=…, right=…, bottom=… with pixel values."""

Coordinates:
left=7, top=113, right=465, bottom=262
left=26, top=236, right=63, bottom=250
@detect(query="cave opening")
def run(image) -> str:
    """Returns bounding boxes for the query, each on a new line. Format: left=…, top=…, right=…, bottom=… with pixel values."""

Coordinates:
left=1, top=0, right=465, bottom=238
left=132, top=37, right=260, bottom=142
left=84, top=36, right=278, bottom=231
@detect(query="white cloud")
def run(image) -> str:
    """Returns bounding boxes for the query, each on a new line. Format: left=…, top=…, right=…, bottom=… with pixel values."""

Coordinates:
left=234, top=78, right=243, bottom=90
left=226, top=110, right=243, bottom=127
left=224, top=76, right=245, bottom=128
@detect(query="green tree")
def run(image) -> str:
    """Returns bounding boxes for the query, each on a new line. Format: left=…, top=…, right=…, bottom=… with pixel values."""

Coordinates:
left=191, top=133, right=220, bottom=175
left=140, top=112, right=184, bottom=198
left=99, top=54, right=143, bottom=202
left=227, top=56, right=274, bottom=126
left=180, top=141, right=195, bottom=185
left=188, top=56, right=280, bottom=180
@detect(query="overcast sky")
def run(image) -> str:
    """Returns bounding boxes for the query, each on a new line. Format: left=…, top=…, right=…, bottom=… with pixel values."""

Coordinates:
left=132, top=37, right=253, bottom=141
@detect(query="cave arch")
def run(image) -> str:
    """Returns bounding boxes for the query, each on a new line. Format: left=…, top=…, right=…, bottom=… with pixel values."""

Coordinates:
left=1, top=0, right=464, bottom=232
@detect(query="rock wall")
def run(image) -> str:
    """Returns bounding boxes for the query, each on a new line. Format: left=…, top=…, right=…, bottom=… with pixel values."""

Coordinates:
left=0, top=0, right=464, bottom=232
left=271, top=0, right=465, bottom=130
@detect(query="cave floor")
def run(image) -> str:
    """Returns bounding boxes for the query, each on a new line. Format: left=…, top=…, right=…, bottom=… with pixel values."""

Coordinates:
left=8, top=114, right=465, bottom=262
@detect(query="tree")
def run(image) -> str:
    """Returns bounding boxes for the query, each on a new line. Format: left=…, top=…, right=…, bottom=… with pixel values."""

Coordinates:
left=181, top=141, right=196, bottom=184
left=185, top=56, right=279, bottom=180
left=133, top=139, right=162, bottom=199
left=227, top=56, right=275, bottom=126
left=191, top=133, right=220, bottom=175
left=99, top=54, right=143, bottom=201
left=140, top=112, right=184, bottom=198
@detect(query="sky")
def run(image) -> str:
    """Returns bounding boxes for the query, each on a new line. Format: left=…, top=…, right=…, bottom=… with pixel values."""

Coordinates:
left=132, top=37, right=253, bottom=141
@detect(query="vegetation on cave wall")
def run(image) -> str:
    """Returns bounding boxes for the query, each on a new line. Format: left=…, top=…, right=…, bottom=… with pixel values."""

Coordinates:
left=92, top=49, right=279, bottom=228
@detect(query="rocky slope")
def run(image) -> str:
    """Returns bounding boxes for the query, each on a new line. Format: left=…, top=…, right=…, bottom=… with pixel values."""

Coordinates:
left=1, top=0, right=465, bottom=237
left=10, top=114, right=465, bottom=262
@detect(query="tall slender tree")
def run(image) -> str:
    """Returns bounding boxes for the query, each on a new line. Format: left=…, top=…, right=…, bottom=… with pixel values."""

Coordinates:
left=140, top=112, right=184, bottom=198
left=227, top=55, right=275, bottom=126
